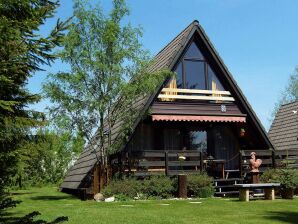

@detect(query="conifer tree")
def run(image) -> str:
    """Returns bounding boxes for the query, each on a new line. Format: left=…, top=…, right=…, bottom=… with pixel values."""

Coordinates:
left=0, top=0, right=67, bottom=216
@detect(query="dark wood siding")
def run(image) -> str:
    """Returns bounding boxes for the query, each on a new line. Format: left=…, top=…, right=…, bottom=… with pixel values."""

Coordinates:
left=151, top=101, right=245, bottom=117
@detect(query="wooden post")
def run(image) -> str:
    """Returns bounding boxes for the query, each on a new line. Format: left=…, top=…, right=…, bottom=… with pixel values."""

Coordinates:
left=165, top=151, right=169, bottom=176
left=178, top=174, right=187, bottom=198
left=239, top=150, right=243, bottom=178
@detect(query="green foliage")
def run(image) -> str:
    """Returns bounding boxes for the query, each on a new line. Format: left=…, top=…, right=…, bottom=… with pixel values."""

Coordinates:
left=261, top=168, right=298, bottom=189
left=102, top=178, right=142, bottom=198
left=0, top=0, right=67, bottom=190
left=260, top=168, right=280, bottom=183
left=141, top=176, right=175, bottom=199
left=102, top=176, right=175, bottom=199
left=114, top=193, right=132, bottom=201
left=0, top=0, right=68, bottom=222
left=187, top=173, right=215, bottom=198
left=12, top=129, right=84, bottom=188
left=43, top=0, right=172, bottom=166
left=102, top=174, right=215, bottom=199
left=277, top=169, right=298, bottom=190
left=271, top=67, right=298, bottom=122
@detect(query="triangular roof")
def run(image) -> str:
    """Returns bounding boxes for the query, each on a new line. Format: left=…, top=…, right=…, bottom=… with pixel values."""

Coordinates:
left=269, top=101, right=298, bottom=150
left=61, top=20, right=273, bottom=190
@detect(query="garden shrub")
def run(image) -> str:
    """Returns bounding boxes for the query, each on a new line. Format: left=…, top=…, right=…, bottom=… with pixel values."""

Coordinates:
left=141, top=175, right=175, bottom=199
left=102, top=173, right=215, bottom=200
left=187, top=173, right=214, bottom=198
left=102, top=175, right=174, bottom=199
left=261, top=168, right=298, bottom=189
left=102, top=178, right=142, bottom=198
left=260, top=168, right=279, bottom=183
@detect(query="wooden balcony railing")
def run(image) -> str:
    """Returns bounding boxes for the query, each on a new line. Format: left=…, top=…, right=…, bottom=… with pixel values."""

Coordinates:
left=158, top=88, right=235, bottom=102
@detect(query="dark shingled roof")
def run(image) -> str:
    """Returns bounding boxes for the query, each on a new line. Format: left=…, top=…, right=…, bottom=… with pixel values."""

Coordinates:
left=269, top=101, right=298, bottom=151
left=61, top=20, right=273, bottom=190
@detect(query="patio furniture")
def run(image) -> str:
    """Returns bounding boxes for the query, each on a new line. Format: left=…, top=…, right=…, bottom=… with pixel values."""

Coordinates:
left=234, top=183, right=280, bottom=201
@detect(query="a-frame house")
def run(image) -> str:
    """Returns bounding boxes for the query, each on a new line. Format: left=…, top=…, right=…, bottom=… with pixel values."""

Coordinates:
left=61, top=20, right=274, bottom=197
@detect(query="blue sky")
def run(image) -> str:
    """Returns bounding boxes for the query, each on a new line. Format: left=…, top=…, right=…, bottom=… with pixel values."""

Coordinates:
left=28, top=0, right=298, bottom=130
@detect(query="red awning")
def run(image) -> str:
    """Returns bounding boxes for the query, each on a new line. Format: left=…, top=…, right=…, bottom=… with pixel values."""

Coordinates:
left=152, top=115, right=246, bottom=123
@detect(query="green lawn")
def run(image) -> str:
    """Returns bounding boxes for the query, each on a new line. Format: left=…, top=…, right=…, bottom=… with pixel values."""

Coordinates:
left=3, top=186, right=298, bottom=224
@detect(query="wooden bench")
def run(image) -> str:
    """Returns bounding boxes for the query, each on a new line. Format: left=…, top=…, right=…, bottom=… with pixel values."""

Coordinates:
left=234, top=183, right=280, bottom=201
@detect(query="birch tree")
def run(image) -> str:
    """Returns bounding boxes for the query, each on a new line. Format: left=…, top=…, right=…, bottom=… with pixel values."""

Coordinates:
left=43, top=0, right=171, bottom=175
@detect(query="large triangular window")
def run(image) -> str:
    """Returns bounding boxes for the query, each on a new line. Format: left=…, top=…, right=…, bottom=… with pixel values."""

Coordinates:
left=173, top=41, right=225, bottom=91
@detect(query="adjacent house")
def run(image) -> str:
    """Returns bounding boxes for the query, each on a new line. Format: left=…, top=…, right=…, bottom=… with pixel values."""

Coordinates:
left=269, top=101, right=298, bottom=168
left=61, top=20, right=274, bottom=197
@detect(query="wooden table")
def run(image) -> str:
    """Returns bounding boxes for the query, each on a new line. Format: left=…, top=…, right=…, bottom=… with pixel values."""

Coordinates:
left=234, top=183, right=280, bottom=201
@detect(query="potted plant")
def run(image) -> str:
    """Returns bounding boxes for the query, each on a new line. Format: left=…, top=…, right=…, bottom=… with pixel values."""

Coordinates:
left=277, top=169, right=298, bottom=199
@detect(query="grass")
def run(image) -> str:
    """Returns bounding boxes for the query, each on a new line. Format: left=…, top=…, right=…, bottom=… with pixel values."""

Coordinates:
left=2, top=186, right=298, bottom=224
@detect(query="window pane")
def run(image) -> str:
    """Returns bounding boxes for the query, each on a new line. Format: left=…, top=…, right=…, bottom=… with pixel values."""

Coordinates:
left=184, top=42, right=204, bottom=59
left=188, top=130, right=207, bottom=153
left=174, top=62, right=183, bottom=88
left=184, top=60, right=205, bottom=89
left=208, top=65, right=225, bottom=91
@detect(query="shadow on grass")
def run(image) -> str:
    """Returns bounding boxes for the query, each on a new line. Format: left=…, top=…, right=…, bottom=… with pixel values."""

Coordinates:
left=265, top=211, right=298, bottom=224
left=0, top=216, right=20, bottom=224
left=0, top=211, right=68, bottom=224
left=30, top=195, right=72, bottom=201
left=10, top=192, right=35, bottom=196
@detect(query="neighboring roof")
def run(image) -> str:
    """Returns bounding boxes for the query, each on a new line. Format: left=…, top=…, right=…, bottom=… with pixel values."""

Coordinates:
left=269, top=101, right=298, bottom=151
left=61, top=20, right=274, bottom=190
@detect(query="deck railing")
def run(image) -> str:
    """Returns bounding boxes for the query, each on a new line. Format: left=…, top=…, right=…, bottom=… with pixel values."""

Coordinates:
left=240, top=149, right=298, bottom=177
left=158, top=88, right=235, bottom=102
left=119, top=149, right=298, bottom=178
left=126, top=150, right=203, bottom=177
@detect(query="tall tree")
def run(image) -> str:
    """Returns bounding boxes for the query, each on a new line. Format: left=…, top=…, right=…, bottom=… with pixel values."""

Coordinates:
left=43, top=0, right=170, bottom=180
left=0, top=1, right=67, bottom=222
left=14, top=129, right=84, bottom=188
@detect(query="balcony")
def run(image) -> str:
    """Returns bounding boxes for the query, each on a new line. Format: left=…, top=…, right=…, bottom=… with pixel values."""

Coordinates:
left=158, top=88, right=235, bottom=102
